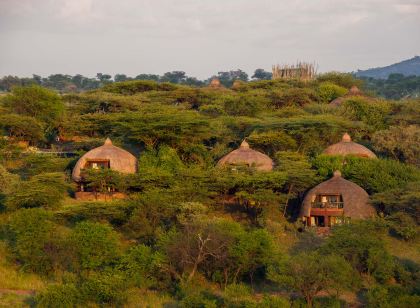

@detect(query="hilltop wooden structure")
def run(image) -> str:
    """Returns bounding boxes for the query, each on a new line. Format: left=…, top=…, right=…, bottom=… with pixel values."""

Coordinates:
left=217, top=140, right=274, bottom=171
left=72, top=138, right=137, bottom=200
left=272, top=62, right=316, bottom=81
left=300, top=170, right=376, bottom=227
left=323, top=133, right=377, bottom=159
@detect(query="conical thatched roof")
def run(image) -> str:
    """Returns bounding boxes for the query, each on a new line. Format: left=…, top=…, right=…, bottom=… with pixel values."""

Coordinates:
left=72, top=138, right=137, bottom=181
left=300, top=170, right=376, bottom=219
left=209, top=78, right=223, bottom=89
left=217, top=140, right=274, bottom=171
left=330, top=85, right=364, bottom=106
left=323, top=133, right=377, bottom=158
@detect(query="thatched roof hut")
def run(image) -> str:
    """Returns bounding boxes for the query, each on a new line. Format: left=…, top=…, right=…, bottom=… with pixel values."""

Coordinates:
left=300, top=170, right=376, bottom=224
left=323, top=133, right=377, bottom=158
left=209, top=78, right=223, bottom=89
left=330, top=85, right=364, bottom=106
left=72, top=138, right=137, bottom=182
left=217, top=140, right=273, bottom=171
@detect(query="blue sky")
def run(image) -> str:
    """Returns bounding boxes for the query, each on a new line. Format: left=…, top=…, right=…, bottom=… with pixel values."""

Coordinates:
left=0, top=0, right=419, bottom=78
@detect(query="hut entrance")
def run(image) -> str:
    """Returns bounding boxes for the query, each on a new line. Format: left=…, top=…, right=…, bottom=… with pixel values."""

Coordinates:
left=311, top=216, right=325, bottom=227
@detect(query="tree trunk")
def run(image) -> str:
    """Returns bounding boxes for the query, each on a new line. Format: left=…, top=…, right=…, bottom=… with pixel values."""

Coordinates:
left=283, top=184, right=294, bottom=217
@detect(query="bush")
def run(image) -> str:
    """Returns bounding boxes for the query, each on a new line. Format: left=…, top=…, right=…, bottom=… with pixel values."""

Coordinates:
left=340, top=98, right=392, bottom=130
left=317, top=81, right=348, bottom=102
left=321, top=221, right=395, bottom=283
left=199, top=104, right=226, bottom=117
left=79, top=271, right=128, bottom=306
left=270, top=88, right=320, bottom=107
left=103, top=80, right=178, bottom=94
left=8, top=208, right=56, bottom=274
left=317, top=72, right=363, bottom=89
left=118, top=244, right=164, bottom=288
left=36, top=284, right=80, bottom=308
left=385, top=213, right=418, bottom=241
left=69, top=221, right=120, bottom=272
left=223, top=95, right=262, bottom=116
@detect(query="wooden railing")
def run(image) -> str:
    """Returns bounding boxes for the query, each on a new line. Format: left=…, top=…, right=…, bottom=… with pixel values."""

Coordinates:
left=311, top=201, right=344, bottom=209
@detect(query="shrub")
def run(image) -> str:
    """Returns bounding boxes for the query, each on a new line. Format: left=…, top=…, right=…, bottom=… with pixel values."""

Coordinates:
left=321, top=221, right=395, bottom=283
left=317, top=72, right=363, bottom=89
left=102, top=80, right=178, bottom=94
left=199, top=104, right=226, bottom=117
left=79, top=271, right=128, bottom=306
left=340, top=98, right=392, bottom=130
left=385, top=213, right=418, bottom=241
left=118, top=244, right=164, bottom=288
left=317, top=81, right=348, bottom=102
left=270, top=88, right=320, bottom=107
left=223, top=95, right=262, bottom=116
left=36, top=284, right=80, bottom=308
left=8, top=208, right=56, bottom=274
left=69, top=221, right=120, bottom=272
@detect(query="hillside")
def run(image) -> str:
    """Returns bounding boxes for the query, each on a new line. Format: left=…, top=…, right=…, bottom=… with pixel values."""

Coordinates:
left=355, top=56, right=420, bottom=79
left=0, top=74, right=419, bottom=307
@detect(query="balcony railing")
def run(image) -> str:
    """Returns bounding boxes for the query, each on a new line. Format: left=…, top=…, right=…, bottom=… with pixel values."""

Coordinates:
left=311, top=201, right=344, bottom=209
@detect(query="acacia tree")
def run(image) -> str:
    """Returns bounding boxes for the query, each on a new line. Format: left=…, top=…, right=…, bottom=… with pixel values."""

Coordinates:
left=268, top=252, right=357, bottom=307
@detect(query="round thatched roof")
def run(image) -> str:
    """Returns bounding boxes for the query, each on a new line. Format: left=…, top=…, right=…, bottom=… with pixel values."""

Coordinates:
left=72, top=138, right=137, bottom=181
left=323, top=133, right=377, bottom=158
left=217, top=140, right=274, bottom=171
left=330, top=85, right=363, bottom=106
left=209, top=78, right=223, bottom=88
left=300, top=170, right=376, bottom=219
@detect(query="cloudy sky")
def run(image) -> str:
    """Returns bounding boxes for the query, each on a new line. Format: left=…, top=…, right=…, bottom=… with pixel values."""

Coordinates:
left=0, top=0, right=419, bottom=79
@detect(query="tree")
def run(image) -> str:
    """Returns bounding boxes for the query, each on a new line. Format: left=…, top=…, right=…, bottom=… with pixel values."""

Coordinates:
left=252, top=69, right=272, bottom=80
left=160, top=71, right=187, bottom=84
left=214, top=70, right=249, bottom=87
left=321, top=221, right=396, bottom=283
left=274, top=151, right=318, bottom=216
left=3, top=85, right=64, bottom=130
left=6, top=172, right=69, bottom=210
left=317, top=81, right=348, bottom=102
left=118, top=244, right=165, bottom=288
left=247, top=131, right=297, bottom=156
left=8, top=208, right=56, bottom=274
left=371, top=181, right=420, bottom=223
left=0, top=114, right=45, bottom=143
left=83, top=169, right=128, bottom=199
left=114, top=74, right=130, bottom=82
left=268, top=252, right=357, bottom=307
left=69, top=221, right=120, bottom=273
left=372, top=125, right=420, bottom=167
left=96, top=73, right=112, bottom=83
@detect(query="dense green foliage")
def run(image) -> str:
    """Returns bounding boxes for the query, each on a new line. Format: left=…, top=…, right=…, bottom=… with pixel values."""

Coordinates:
left=0, top=74, right=418, bottom=307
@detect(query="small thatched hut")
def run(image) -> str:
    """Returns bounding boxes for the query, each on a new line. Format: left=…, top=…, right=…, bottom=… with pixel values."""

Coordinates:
left=217, top=140, right=273, bottom=171
left=208, top=78, right=224, bottom=89
left=72, top=138, right=137, bottom=199
left=300, top=170, right=376, bottom=227
left=323, top=133, right=377, bottom=158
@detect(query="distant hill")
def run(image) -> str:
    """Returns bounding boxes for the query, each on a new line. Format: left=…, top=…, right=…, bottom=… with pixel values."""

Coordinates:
left=355, top=56, right=420, bottom=79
